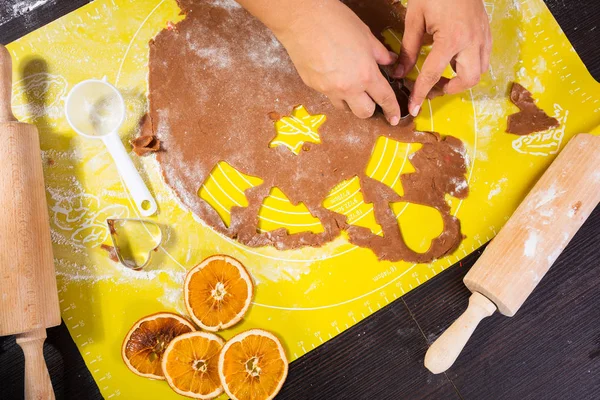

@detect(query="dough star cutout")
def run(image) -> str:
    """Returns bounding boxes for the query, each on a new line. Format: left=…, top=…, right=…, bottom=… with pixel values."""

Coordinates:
left=269, top=105, right=326, bottom=154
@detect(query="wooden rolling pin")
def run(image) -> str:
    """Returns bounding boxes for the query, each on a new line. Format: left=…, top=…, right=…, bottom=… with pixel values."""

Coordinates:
left=0, top=45, right=60, bottom=399
left=425, top=133, right=600, bottom=374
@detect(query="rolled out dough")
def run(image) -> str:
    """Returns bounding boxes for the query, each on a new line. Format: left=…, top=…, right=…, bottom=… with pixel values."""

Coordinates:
left=145, top=0, right=469, bottom=262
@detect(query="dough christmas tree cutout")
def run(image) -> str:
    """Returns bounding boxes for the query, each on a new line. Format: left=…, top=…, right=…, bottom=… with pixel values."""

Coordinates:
left=198, top=161, right=264, bottom=228
left=258, top=187, right=324, bottom=234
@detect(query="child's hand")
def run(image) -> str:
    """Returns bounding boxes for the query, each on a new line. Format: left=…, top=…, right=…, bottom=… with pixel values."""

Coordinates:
left=393, top=0, right=492, bottom=116
left=269, top=0, right=402, bottom=125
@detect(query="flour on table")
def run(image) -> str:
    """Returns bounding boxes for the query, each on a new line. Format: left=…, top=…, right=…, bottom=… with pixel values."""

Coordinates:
left=2, top=0, right=53, bottom=25
left=488, top=177, right=508, bottom=201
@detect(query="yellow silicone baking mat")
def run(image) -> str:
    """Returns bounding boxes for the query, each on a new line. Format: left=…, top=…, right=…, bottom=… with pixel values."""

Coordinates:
left=6, top=0, right=599, bottom=398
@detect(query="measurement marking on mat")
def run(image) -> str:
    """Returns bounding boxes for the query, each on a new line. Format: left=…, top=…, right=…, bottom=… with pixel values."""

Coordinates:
left=94, top=369, right=100, bottom=373
left=409, top=283, right=413, bottom=289
left=67, top=316, right=73, bottom=321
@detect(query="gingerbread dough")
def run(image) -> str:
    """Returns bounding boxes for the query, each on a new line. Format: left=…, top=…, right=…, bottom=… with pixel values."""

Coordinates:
left=131, top=134, right=161, bottom=156
left=507, top=82, right=560, bottom=135
left=146, top=0, right=469, bottom=262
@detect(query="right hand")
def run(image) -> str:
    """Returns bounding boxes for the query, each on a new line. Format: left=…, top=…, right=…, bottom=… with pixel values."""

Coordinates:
left=274, top=0, right=401, bottom=125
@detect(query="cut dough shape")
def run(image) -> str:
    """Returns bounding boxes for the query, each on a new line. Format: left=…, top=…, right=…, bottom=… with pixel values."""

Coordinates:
left=323, top=177, right=382, bottom=236
left=149, top=0, right=469, bottom=262
left=365, top=137, right=421, bottom=197
left=269, top=105, right=326, bottom=155
left=198, top=162, right=263, bottom=227
left=392, top=202, right=444, bottom=254
left=258, top=187, right=324, bottom=234
left=507, top=82, right=560, bottom=135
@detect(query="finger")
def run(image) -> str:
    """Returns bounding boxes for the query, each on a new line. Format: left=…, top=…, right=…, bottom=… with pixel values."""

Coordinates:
left=409, top=43, right=455, bottom=116
left=443, top=46, right=482, bottom=95
left=480, top=29, right=492, bottom=73
left=345, top=92, right=377, bottom=119
left=327, top=95, right=347, bottom=111
left=394, top=8, right=425, bottom=78
left=367, top=70, right=401, bottom=125
left=372, top=38, right=397, bottom=65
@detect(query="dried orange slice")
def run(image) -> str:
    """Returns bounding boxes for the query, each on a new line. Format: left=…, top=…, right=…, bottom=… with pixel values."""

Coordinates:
left=162, top=331, right=224, bottom=399
left=122, top=312, right=195, bottom=379
left=184, top=255, right=253, bottom=331
left=218, top=329, right=288, bottom=400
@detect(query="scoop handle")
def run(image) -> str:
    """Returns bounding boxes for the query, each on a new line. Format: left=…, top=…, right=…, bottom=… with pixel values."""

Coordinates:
left=0, top=45, right=16, bottom=122
left=102, top=132, right=157, bottom=216
left=424, top=292, right=496, bottom=374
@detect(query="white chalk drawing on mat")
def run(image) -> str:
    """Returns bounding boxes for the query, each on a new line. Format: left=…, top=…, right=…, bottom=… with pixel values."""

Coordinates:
left=12, top=72, right=68, bottom=121
left=512, top=104, right=568, bottom=157
left=50, top=193, right=129, bottom=249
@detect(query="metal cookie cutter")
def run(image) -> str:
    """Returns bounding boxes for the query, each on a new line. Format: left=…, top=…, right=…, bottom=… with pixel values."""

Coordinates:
left=106, top=218, right=163, bottom=270
left=378, top=66, right=411, bottom=119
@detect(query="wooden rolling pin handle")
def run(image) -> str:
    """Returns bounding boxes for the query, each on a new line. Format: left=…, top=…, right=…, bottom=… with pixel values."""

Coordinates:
left=16, top=328, right=56, bottom=400
left=424, top=292, right=496, bottom=374
left=0, top=45, right=16, bottom=122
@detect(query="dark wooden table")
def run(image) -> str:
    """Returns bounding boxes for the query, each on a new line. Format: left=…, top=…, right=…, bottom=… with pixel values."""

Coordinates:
left=1, top=1, right=599, bottom=399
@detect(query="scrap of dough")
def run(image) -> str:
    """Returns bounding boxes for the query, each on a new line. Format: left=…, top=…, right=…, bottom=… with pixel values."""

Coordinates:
left=506, top=82, right=560, bottom=135
left=131, top=135, right=161, bottom=156
left=147, top=0, right=469, bottom=263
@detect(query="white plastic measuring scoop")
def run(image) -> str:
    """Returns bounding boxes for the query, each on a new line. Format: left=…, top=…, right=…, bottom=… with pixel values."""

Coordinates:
left=65, top=78, right=157, bottom=216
